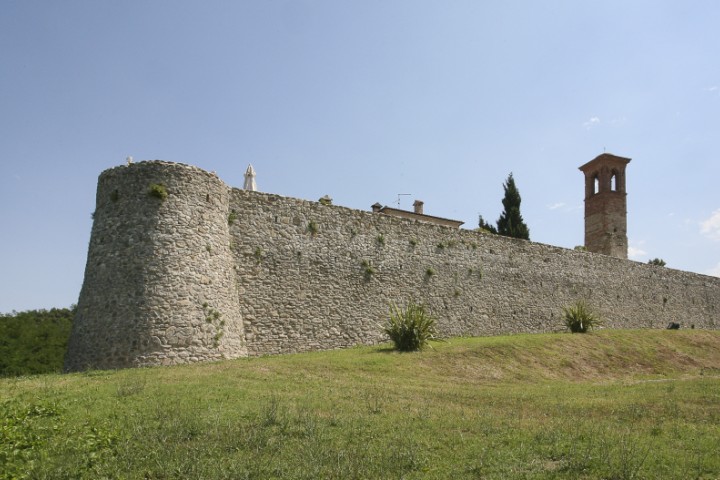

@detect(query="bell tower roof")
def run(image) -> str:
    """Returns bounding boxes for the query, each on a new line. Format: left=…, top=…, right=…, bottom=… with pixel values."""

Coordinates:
left=579, top=153, right=631, bottom=173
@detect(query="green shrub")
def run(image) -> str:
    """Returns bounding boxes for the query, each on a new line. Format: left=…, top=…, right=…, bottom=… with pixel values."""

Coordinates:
left=0, top=307, right=74, bottom=376
left=562, top=301, right=601, bottom=333
left=307, top=220, right=319, bottom=235
left=384, top=301, right=436, bottom=351
left=361, top=260, right=377, bottom=279
left=148, top=183, right=168, bottom=200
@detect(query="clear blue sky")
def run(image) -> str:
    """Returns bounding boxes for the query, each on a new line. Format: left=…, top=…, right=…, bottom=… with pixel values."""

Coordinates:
left=1, top=1, right=719, bottom=313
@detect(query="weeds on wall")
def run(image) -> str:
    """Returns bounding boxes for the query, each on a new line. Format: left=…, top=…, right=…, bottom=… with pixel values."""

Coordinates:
left=148, top=183, right=168, bottom=200
left=409, top=238, right=418, bottom=247
left=648, top=258, right=667, bottom=267
left=436, top=240, right=457, bottom=250
left=425, top=267, right=436, bottom=278
left=307, top=221, right=319, bottom=236
left=202, top=302, right=225, bottom=348
left=384, top=301, right=436, bottom=351
left=376, top=234, right=385, bottom=246
left=361, top=260, right=377, bottom=281
left=562, top=300, right=602, bottom=333
left=228, top=210, right=238, bottom=225
left=468, top=267, right=483, bottom=279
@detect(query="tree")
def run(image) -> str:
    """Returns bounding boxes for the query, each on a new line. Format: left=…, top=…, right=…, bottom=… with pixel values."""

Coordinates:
left=477, top=215, right=497, bottom=234
left=496, top=173, right=530, bottom=240
left=0, top=306, right=75, bottom=376
left=648, top=258, right=666, bottom=267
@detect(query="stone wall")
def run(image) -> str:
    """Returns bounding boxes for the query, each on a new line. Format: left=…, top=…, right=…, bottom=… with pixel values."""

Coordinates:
left=65, top=162, right=246, bottom=371
left=65, top=161, right=720, bottom=370
left=231, top=189, right=719, bottom=357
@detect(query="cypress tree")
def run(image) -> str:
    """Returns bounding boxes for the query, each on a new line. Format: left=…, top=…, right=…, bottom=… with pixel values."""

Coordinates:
left=477, top=215, right=498, bottom=234
left=496, top=173, right=530, bottom=240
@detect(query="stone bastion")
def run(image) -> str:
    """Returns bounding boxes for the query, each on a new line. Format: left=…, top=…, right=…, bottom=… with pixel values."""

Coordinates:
left=65, top=161, right=720, bottom=371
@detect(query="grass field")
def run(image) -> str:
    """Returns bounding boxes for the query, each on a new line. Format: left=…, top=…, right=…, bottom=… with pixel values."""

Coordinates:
left=2, top=329, right=720, bottom=479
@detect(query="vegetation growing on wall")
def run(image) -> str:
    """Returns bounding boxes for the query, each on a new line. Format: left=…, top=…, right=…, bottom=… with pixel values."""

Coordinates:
left=436, top=240, right=457, bottom=250
left=0, top=307, right=75, bottom=376
left=361, top=260, right=377, bottom=280
left=307, top=220, right=319, bottom=236
left=202, top=303, right=225, bottom=348
left=477, top=215, right=497, bottom=234
left=148, top=183, right=168, bottom=200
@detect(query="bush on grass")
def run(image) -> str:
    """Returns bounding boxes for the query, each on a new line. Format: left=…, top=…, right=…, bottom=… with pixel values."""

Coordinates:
left=562, top=300, right=601, bottom=333
left=384, top=301, right=436, bottom=351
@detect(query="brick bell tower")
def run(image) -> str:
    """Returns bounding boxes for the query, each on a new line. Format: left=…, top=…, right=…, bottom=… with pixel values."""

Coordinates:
left=579, top=153, right=631, bottom=259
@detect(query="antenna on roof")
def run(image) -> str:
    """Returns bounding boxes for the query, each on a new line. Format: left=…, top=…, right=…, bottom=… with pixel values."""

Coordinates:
left=397, top=193, right=412, bottom=208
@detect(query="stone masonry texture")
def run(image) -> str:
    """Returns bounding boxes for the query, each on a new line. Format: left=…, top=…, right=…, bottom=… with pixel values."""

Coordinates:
left=65, top=161, right=720, bottom=370
left=65, top=162, right=246, bottom=371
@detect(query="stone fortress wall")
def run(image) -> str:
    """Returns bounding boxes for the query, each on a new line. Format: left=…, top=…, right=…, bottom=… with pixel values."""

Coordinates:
left=65, top=161, right=720, bottom=370
left=65, top=162, right=247, bottom=371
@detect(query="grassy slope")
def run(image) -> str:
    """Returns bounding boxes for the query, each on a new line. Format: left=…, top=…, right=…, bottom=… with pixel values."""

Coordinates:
left=2, top=330, right=720, bottom=479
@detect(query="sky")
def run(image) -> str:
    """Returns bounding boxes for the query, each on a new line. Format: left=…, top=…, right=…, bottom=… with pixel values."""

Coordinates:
left=1, top=1, right=719, bottom=313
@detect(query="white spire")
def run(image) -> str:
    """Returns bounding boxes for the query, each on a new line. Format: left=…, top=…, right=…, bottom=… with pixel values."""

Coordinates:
left=243, top=164, right=257, bottom=191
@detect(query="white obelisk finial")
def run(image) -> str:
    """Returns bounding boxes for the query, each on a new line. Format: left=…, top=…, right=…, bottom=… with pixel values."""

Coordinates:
left=243, top=164, right=257, bottom=191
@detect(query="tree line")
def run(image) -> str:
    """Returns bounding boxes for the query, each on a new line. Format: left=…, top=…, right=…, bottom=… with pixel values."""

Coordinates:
left=0, top=306, right=75, bottom=376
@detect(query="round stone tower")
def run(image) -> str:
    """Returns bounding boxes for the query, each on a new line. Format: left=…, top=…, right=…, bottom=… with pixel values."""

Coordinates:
left=65, top=161, right=247, bottom=371
left=579, top=153, right=631, bottom=259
